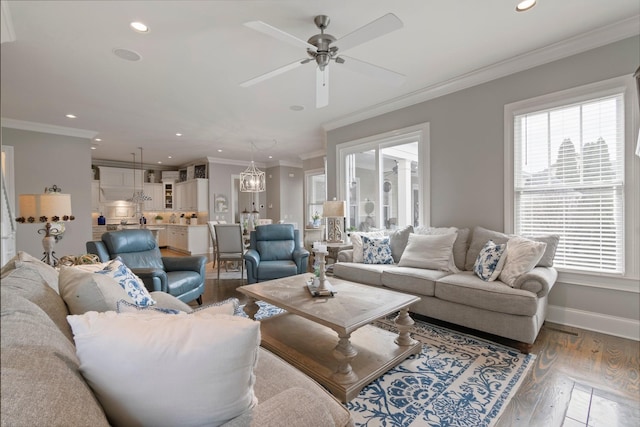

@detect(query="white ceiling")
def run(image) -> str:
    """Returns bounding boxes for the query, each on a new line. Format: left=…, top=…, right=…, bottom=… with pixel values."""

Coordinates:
left=1, top=1, right=638, bottom=168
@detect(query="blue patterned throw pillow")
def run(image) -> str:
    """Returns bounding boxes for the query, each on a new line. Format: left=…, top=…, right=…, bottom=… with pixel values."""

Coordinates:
left=95, top=257, right=156, bottom=307
left=362, top=235, right=394, bottom=265
left=473, top=240, right=507, bottom=281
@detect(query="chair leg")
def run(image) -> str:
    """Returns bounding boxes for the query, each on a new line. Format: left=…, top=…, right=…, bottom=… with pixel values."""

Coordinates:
left=217, top=259, right=221, bottom=282
left=196, top=295, right=203, bottom=306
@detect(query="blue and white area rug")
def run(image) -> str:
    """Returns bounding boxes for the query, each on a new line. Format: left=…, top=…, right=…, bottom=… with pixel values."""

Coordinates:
left=239, top=303, right=534, bottom=427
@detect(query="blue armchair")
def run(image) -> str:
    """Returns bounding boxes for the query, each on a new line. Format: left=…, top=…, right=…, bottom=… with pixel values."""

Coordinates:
left=86, top=229, right=206, bottom=305
left=243, top=224, right=309, bottom=284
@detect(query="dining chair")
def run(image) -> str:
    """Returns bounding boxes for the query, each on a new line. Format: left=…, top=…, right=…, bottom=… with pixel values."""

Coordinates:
left=213, top=223, right=244, bottom=282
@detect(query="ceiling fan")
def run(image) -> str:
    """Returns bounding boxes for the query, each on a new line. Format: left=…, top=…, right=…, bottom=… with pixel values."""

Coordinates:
left=240, top=13, right=406, bottom=108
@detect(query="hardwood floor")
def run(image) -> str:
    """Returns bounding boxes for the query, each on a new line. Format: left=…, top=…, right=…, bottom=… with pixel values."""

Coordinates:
left=172, top=249, right=639, bottom=427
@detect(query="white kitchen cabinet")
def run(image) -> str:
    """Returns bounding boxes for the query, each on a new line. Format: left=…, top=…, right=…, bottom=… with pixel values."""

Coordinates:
left=99, top=167, right=142, bottom=187
left=91, top=180, right=100, bottom=212
left=166, top=225, right=209, bottom=254
left=175, top=179, right=208, bottom=212
left=155, top=226, right=167, bottom=247
left=143, top=183, right=164, bottom=211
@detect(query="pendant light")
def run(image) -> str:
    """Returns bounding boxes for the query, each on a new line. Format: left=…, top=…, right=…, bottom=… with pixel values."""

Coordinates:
left=128, top=147, right=152, bottom=203
left=240, top=142, right=265, bottom=193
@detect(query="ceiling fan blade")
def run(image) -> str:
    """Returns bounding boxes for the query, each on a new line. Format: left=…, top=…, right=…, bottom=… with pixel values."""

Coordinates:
left=339, top=55, right=405, bottom=87
left=244, top=21, right=317, bottom=51
left=336, top=13, right=403, bottom=53
left=240, top=59, right=307, bottom=87
left=316, top=66, right=329, bottom=108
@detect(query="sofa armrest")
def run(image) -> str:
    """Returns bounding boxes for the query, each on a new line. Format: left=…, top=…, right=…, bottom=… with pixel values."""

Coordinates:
left=513, top=266, right=558, bottom=297
left=221, top=387, right=336, bottom=427
left=337, top=249, right=354, bottom=263
left=162, top=256, right=206, bottom=274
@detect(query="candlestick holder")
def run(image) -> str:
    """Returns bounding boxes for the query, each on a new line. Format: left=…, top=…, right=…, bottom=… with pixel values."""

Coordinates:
left=309, top=248, right=335, bottom=297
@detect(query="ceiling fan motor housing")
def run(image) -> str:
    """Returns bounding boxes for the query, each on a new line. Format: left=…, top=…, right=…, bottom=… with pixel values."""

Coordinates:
left=308, top=15, right=338, bottom=70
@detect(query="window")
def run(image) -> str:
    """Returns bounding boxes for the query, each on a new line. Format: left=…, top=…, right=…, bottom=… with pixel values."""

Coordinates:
left=305, top=169, right=326, bottom=226
left=338, top=123, right=429, bottom=232
left=507, top=80, right=629, bottom=275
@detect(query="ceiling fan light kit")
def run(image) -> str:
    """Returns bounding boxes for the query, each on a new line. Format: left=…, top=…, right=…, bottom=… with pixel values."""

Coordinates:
left=241, top=13, right=406, bottom=108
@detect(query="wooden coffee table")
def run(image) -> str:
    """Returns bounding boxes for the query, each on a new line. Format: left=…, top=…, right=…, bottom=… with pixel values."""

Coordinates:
left=238, top=273, right=421, bottom=402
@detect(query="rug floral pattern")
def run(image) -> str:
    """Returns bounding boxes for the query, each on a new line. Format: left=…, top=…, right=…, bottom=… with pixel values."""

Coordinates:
left=238, top=303, right=534, bottom=427
left=348, top=318, right=535, bottom=427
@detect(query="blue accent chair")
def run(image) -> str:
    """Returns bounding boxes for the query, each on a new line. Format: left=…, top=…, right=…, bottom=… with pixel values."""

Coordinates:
left=243, top=224, right=309, bottom=284
left=86, top=229, right=206, bottom=305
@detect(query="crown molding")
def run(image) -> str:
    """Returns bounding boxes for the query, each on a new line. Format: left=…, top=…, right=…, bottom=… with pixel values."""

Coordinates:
left=205, top=156, right=266, bottom=168
left=299, top=149, right=326, bottom=160
left=1, top=118, right=98, bottom=139
left=323, top=16, right=640, bottom=132
left=267, top=159, right=303, bottom=169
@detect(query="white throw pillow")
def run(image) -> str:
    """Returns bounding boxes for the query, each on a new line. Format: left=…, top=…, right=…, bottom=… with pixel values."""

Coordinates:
left=498, top=236, right=547, bottom=287
left=473, top=240, right=507, bottom=281
left=94, top=257, right=156, bottom=307
left=67, top=311, right=260, bottom=427
left=116, top=298, right=238, bottom=316
left=59, top=267, right=136, bottom=314
left=350, top=231, right=386, bottom=263
left=398, top=233, right=459, bottom=272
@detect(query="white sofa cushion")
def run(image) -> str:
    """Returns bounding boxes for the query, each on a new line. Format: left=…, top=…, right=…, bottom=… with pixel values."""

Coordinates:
left=67, top=311, right=260, bottom=427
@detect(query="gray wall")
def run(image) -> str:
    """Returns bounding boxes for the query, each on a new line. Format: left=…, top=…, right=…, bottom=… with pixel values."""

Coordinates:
left=326, top=36, right=640, bottom=334
left=2, top=128, right=93, bottom=258
left=266, top=165, right=304, bottom=228
left=207, top=160, right=265, bottom=224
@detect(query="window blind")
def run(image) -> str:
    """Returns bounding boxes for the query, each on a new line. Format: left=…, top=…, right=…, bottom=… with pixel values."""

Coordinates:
left=513, top=94, right=624, bottom=274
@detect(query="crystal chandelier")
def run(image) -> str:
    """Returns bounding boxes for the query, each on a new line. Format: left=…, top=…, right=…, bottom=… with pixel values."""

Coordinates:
left=240, top=142, right=265, bottom=192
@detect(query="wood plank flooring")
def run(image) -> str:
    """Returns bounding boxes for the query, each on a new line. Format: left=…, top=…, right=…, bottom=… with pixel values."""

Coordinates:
left=174, top=250, right=639, bottom=427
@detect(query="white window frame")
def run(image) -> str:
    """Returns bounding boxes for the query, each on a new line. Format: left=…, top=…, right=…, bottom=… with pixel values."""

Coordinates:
left=337, top=122, right=430, bottom=228
left=505, top=75, right=640, bottom=292
left=304, top=167, right=326, bottom=226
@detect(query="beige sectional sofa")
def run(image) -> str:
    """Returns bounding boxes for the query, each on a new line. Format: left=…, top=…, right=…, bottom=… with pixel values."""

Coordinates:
left=334, top=226, right=558, bottom=351
left=1, top=252, right=352, bottom=427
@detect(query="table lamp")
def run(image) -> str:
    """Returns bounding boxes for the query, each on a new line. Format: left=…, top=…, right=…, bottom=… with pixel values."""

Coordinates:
left=16, top=185, right=74, bottom=266
left=323, top=199, right=346, bottom=243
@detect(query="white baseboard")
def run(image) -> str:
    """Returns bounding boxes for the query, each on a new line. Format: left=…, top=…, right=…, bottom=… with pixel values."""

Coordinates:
left=547, top=305, right=640, bottom=341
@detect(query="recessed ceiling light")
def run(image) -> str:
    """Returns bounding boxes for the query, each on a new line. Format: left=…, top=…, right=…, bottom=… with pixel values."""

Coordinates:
left=168, top=156, right=172, bottom=159
left=516, top=0, right=536, bottom=12
left=290, top=105, right=304, bottom=111
left=94, top=138, right=102, bottom=142
left=217, top=149, right=222, bottom=153
left=130, top=21, right=149, bottom=33
left=90, top=146, right=97, bottom=150
left=65, top=114, right=77, bottom=119
left=175, top=133, right=182, bottom=137
left=157, top=161, right=162, bottom=164
left=268, top=155, right=273, bottom=159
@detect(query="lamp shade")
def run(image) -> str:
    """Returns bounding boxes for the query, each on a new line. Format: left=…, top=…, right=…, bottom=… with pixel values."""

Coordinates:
left=323, top=200, right=346, bottom=217
left=18, top=193, right=73, bottom=222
